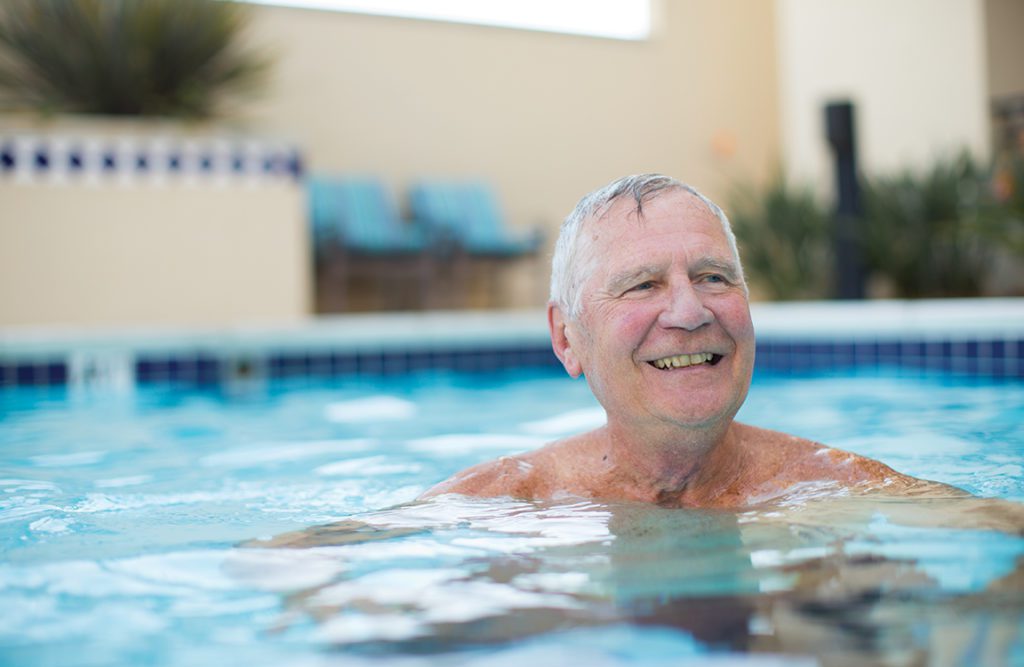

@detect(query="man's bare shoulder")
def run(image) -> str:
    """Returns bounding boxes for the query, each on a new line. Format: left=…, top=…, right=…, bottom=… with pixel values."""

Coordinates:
left=419, top=435, right=594, bottom=501
left=732, top=422, right=961, bottom=495
left=420, top=454, right=536, bottom=499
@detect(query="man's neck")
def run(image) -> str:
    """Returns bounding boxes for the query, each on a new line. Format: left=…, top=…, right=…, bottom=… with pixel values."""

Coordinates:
left=597, top=420, right=744, bottom=506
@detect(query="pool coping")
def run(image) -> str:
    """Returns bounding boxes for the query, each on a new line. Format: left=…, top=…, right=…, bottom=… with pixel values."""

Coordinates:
left=2, top=298, right=1021, bottom=353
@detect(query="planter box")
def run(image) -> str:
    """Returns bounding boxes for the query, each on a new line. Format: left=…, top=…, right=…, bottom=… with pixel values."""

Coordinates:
left=0, top=115, right=312, bottom=328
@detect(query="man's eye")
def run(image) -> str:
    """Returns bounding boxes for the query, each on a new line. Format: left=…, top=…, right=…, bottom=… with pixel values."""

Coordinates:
left=630, top=281, right=655, bottom=292
left=702, top=274, right=727, bottom=284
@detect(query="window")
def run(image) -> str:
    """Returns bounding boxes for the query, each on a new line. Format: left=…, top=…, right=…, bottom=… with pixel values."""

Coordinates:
left=240, top=0, right=651, bottom=41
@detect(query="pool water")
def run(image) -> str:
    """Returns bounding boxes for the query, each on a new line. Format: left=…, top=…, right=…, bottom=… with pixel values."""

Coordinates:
left=1, top=368, right=1022, bottom=666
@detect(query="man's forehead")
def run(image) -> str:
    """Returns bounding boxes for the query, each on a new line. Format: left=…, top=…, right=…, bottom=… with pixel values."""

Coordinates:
left=582, top=193, right=725, bottom=253
left=587, top=189, right=717, bottom=234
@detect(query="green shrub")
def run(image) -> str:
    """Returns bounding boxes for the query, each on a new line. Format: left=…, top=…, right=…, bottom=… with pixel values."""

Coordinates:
left=0, top=0, right=269, bottom=118
left=985, top=150, right=1024, bottom=258
left=859, top=153, right=993, bottom=298
left=728, top=173, right=832, bottom=300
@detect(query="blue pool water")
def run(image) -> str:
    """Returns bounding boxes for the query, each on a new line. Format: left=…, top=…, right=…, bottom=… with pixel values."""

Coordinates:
left=1, top=367, right=1022, bottom=666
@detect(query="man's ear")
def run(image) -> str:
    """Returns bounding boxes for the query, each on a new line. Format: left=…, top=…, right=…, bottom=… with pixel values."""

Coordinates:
left=548, top=302, right=583, bottom=378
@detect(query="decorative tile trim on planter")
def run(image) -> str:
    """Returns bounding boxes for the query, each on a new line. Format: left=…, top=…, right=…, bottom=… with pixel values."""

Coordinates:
left=0, top=132, right=303, bottom=184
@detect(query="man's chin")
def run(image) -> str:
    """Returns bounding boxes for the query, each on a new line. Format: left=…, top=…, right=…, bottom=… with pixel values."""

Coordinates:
left=655, top=398, right=745, bottom=433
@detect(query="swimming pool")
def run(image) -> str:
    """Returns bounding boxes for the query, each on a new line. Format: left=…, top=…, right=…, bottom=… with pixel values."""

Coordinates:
left=1, top=302, right=1022, bottom=666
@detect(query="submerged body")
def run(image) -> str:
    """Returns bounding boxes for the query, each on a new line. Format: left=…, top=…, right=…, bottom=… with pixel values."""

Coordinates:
left=424, top=175, right=959, bottom=507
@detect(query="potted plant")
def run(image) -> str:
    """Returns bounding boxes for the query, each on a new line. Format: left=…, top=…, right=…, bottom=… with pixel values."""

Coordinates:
left=0, top=0, right=268, bottom=120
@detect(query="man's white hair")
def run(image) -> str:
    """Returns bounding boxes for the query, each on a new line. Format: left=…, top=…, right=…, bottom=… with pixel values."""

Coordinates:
left=549, top=174, right=745, bottom=320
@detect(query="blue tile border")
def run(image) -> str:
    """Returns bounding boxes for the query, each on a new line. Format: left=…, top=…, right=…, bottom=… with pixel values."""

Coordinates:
left=753, top=337, right=1023, bottom=379
left=1, top=336, right=1021, bottom=389
left=0, top=133, right=304, bottom=183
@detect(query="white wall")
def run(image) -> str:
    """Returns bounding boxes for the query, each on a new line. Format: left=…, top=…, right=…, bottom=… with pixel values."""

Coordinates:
left=776, top=0, right=990, bottom=192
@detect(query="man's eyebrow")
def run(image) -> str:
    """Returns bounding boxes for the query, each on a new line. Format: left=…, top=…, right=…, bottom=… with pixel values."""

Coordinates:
left=692, top=257, right=741, bottom=281
left=606, top=265, right=664, bottom=292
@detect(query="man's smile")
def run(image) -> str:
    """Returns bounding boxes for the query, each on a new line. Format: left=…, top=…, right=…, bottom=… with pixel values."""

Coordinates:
left=648, top=352, right=723, bottom=370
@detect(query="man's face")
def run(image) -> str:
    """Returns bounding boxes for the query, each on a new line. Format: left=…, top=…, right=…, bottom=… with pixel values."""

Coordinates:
left=557, top=189, right=755, bottom=435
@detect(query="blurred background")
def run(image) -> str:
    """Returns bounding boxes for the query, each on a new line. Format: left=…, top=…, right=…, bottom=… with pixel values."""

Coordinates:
left=1, top=0, right=1022, bottom=328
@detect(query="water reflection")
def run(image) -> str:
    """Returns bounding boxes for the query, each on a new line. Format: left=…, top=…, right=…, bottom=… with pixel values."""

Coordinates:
left=233, top=493, right=1024, bottom=664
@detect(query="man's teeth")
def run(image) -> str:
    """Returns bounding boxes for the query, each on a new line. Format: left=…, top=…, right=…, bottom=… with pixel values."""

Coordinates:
left=651, top=353, right=714, bottom=369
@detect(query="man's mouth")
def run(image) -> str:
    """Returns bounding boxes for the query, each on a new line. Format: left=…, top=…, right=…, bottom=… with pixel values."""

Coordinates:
left=649, top=353, right=722, bottom=370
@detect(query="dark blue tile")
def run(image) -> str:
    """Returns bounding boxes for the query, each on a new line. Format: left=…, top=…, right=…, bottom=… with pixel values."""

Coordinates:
left=68, top=151, right=84, bottom=171
left=455, top=351, right=482, bottom=372
left=407, top=350, right=433, bottom=371
left=266, top=357, right=284, bottom=379
left=287, top=354, right=311, bottom=376
left=196, top=358, right=220, bottom=385
left=833, top=342, right=856, bottom=365
left=991, top=340, right=1006, bottom=359
left=168, top=154, right=182, bottom=171
left=790, top=343, right=813, bottom=357
left=853, top=341, right=877, bottom=363
left=380, top=353, right=408, bottom=375
left=101, top=153, right=116, bottom=171
left=811, top=341, right=834, bottom=357
left=15, top=364, right=37, bottom=385
left=231, top=155, right=245, bottom=173
left=901, top=340, right=925, bottom=358
left=475, top=350, right=496, bottom=371
left=166, top=358, right=185, bottom=380
left=46, top=362, right=67, bottom=385
left=537, top=348, right=561, bottom=368
left=432, top=351, right=455, bottom=370
left=330, top=353, right=358, bottom=375
left=0, top=145, right=14, bottom=171
left=199, top=155, right=214, bottom=172
left=924, top=341, right=944, bottom=360
left=34, top=150, right=49, bottom=170
left=965, top=340, right=980, bottom=359
left=878, top=342, right=899, bottom=358
left=135, top=154, right=149, bottom=171
left=350, top=353, right=373, bottom=375
left=990, top=360, right=1009, bottom=379
left=135, top=359, right=162, bottom=382
left=288, top=152, right=304, bottom=179
left=305, top=355, right=328, bottom=377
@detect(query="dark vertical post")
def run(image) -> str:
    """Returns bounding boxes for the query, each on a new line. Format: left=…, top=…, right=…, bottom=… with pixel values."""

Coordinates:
left=825, top=101, right=866, bottom=299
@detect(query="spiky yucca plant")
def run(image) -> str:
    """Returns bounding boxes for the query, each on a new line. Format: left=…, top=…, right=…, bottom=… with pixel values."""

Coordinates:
left=0, top=0, right=268, bottom=118
left=728, top=173, right=833, bottom=300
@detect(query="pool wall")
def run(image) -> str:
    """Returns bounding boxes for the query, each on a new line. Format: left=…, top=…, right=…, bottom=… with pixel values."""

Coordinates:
left=1, top=299, right=1022, bottom=389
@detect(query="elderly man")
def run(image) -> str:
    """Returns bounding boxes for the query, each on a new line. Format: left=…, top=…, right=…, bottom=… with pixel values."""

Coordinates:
left=423, top=174, right=951, bottom=507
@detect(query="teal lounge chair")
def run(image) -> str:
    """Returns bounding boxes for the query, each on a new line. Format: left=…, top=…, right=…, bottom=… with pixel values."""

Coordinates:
left=307, top=176, right=435, bottom=311
left=308, top=176, right=430, bottom=256
left=408, top=181, right=543, bottom=257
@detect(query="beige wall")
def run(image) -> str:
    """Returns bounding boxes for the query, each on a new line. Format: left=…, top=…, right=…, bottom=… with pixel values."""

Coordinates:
left=985, top=0, right=1024, bottom=100
left=238, top=0, right=781, bottom=305
left=3, top=1, right=783, bottom=325
left=5, top=0, right=1013, bottom=324
left=776, top=0, right=991, bottom=193
left=0, top=179, right=310, bottom=328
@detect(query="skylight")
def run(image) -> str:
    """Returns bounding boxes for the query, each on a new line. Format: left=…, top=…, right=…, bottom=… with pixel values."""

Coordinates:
left=240, top=0, right=651, bottom=41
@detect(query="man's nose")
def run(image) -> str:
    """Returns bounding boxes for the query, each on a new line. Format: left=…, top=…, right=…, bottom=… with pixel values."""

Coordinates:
left=656, top=281, right=713, bottom=331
